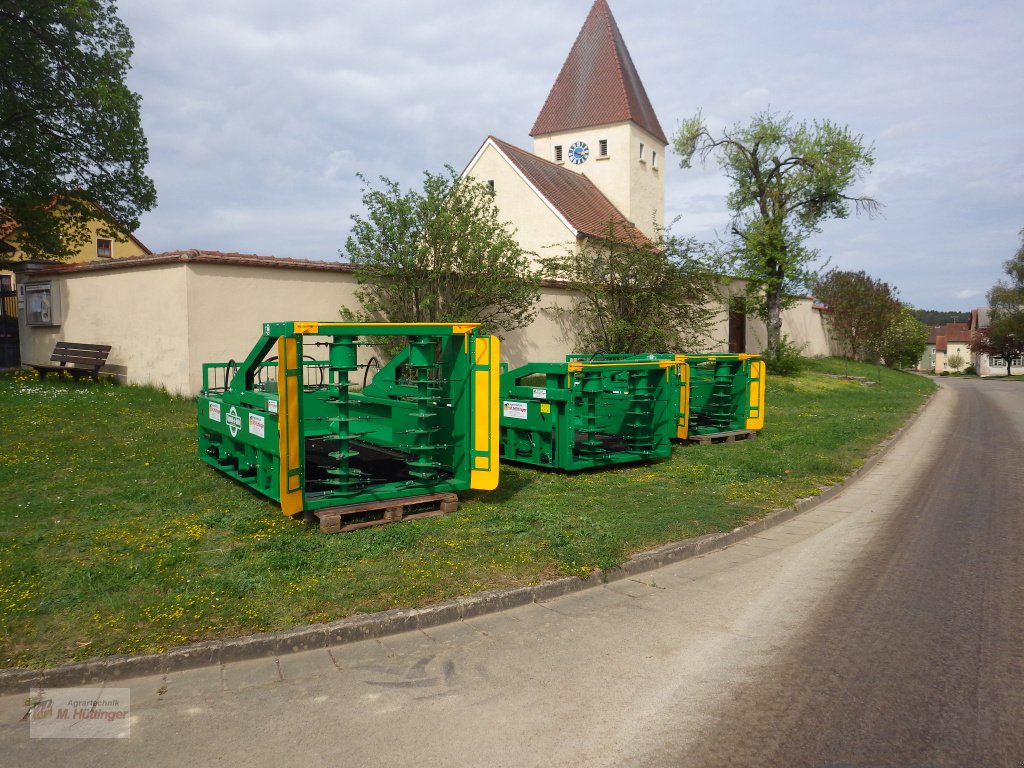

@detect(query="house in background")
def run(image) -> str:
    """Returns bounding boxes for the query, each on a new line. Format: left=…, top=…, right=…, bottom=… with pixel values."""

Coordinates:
left=921, top=322, right=972, bottom=373
left=1, top=205, right=151, bottom=276
left=967, top=306, right=1024, bottom=376
left=1, top=204, right=151, bottom=367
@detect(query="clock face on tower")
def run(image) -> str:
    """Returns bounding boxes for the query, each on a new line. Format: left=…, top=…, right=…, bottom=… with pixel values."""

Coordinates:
left=568, top=141, right=589, bottom=164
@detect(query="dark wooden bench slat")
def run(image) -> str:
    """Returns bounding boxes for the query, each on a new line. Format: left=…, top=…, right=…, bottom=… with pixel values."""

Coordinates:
left=48, top=354, right=110, bottom=367
left=53, top=342, right=111, bottom=353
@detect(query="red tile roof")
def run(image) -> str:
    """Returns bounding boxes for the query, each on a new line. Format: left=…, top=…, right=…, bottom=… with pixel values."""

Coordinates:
left=486, top=136, right=643, bottom=241
left=31, top=249, right=353, bottom=275
left=929, top=322, right=972, bottom=349
left=945, top=323, right=972, bottom=343
left=530, top=0, right=667, bottom=144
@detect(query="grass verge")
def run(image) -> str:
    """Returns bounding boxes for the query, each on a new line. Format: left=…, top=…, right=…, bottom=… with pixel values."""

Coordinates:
left=0, top=359, right=934, bottom=668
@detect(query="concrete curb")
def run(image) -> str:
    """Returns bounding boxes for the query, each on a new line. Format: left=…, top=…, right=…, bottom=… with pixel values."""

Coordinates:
left=0, top=392, right=935, bottom=695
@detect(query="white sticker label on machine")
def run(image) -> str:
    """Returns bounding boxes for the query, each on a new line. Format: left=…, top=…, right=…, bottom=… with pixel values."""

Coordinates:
left=503, top=400, right=529, bottom=420
left=268, top=400, right=278, bottom=414
left=532, top=388, right=547, bottom=399
left=226, top=406, right=241, bottom=437
left=208, top=402, right=221, bottom=422
left=248, top=413, right=265, bottom=438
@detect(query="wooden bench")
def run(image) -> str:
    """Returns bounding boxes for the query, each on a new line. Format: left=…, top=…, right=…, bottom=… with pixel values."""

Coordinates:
left=31, top=342, right=112, bottom=381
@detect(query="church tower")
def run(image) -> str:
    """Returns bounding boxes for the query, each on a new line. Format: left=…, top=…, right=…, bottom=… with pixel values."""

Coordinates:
left=530, top=0, right=667, bottom=238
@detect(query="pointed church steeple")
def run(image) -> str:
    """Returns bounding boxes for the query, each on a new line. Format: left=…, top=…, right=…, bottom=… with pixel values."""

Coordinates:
left=528, top=0, right=665, bottom=237
left=530, top=0, right=666, bottom=143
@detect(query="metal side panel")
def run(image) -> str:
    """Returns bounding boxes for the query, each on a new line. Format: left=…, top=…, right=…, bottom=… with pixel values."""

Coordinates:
left=745, top=359, right=766, bottom=430
left=470, top=335, right=500, bottom=490
left=277, top=336, right=305, bottom=516
left=677, top=362, right=691, bottom=439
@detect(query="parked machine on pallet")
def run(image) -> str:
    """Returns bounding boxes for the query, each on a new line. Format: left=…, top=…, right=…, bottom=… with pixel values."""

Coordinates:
left=680, top=353, right=765, bottom=440
left=498, top=357, right=681, bottom=470
left=567, top=352, right=766, bottom=441
left=197, top=322, right=500, bottom=532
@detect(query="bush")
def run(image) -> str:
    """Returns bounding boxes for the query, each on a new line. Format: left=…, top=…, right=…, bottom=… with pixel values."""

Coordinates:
left=939, top=371, right=949, bottom=376
left=964, top=365, right=977, bottom=376
left=764, top=335, right=806, bottom=376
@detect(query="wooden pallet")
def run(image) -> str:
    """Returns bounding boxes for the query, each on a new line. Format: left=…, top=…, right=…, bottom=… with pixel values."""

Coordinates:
left=313, top=492, right=459, bottom=534
left=686, top=429, right=757, bottom=445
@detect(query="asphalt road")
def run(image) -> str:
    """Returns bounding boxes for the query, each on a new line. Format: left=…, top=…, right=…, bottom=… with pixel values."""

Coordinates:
left=2, top=377, right=1021, bottom=767
left=634, top=376, right=1024, bottom=767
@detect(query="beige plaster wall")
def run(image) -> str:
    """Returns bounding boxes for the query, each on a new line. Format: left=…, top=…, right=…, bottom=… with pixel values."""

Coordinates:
left=18, top=263, right=834, bottom=396
left=19, top=263, right=190, bottom=390
left=503, top=285, right=581, bottom=366
left=184, top=263, right=361, bottom=394
left=745, top=298, right=834, bottom=357
left=466, top=143, right=578, bottom=267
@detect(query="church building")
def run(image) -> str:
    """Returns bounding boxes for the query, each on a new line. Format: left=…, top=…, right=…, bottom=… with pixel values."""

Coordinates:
left=464, top=0, right=667, bottom=263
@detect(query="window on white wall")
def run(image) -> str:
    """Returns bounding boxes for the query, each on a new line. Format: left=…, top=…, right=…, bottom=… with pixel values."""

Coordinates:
left=639, top=142, right=645, bottom=162
left=25, top=282, right=61, bottom=326
left=554, top=145, right=563, bottom=163
left=651, top=150, right=657, bottom=168
left=599, top=139, right=608, bottom=157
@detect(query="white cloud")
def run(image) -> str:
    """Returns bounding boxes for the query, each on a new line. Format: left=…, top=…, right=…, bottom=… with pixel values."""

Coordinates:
left=955, top=289, right=985, bottom=301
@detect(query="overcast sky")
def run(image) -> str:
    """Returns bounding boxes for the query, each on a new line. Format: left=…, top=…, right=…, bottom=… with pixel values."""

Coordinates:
left=116, top=0, right=1023, bottom=312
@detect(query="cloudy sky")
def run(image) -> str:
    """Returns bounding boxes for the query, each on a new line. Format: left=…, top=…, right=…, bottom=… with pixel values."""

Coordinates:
left=116, top=0, right=1023, bottom=312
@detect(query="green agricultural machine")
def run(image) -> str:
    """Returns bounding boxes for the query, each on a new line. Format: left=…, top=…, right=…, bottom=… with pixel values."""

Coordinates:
left=498, top=357, right=682, bottom=470
left=197, top=322, right=500, bottom=531
left=567, top=352, right=766, bottom=440
left=681, top=353, right=765, bottom=439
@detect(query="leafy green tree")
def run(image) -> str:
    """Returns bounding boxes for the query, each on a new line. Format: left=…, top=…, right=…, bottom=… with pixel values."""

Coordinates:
left=812, top=269, right=901, bottom=362
left=540, top=221, right=720, bottom=354
left=674, top=110, right=879, bottom=357
left=0, top=1, right=156, bottom=260
left=343, top=167, right=540, bottom=343
left=971, top=229, right=1024, bottom=375
left=879, top=306, right=929, bottom=369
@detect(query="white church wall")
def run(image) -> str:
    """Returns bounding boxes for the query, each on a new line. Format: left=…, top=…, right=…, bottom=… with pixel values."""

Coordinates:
left=466, top=144, right=579, bottom=270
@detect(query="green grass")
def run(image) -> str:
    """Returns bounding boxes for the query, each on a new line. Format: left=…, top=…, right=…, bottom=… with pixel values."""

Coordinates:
left=0, top=360, right=934, bottom=668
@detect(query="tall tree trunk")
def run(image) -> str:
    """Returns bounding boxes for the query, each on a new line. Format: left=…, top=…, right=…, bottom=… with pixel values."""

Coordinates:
left=765, top=289, right=783, bottom=357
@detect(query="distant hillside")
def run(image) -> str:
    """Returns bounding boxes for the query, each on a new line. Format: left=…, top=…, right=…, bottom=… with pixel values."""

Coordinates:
left=911, top=309, right=971, bottom=326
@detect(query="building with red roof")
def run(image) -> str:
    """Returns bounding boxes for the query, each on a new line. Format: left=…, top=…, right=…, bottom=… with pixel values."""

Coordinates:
left=921, top=321, right=973, bottom=373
